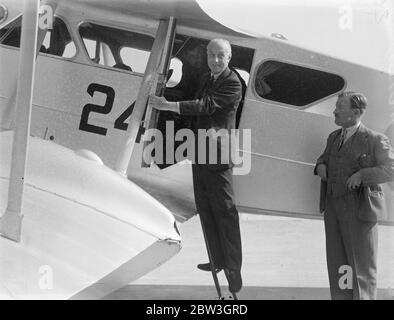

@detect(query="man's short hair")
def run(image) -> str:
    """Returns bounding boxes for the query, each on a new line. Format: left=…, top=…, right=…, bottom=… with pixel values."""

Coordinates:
left=207, top=38, right=232, bottom=56
left=339, top=91, right=367, bottom=113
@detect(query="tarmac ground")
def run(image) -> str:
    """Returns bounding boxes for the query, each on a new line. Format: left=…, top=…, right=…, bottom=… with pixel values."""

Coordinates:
left=105, top=214, right=394, bottom=300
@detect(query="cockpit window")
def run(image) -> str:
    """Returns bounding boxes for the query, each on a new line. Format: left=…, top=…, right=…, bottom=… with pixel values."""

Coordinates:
left=120, top=47, right=149, bottom=73
left=254, top=60, right=345, bottom=108
left=79, top=22, right=154, bottom=73
left=166, top=57, right=183, bottom=88
left=0, top=16, right=76, bottom=58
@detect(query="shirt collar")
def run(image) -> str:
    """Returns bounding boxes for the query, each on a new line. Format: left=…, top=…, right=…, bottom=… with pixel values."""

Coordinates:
left=343, top=121, right=361, bottom=137
left=211, top=69, right=225, bottom=81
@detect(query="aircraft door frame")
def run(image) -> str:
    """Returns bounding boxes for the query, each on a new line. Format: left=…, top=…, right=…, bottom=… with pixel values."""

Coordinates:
left=140, top=18, right=177, bottom=168
left=115, top=17, right=177, bottom=173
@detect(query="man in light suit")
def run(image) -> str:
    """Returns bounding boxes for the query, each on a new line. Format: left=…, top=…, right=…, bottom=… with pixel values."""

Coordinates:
left=148, top=39, right=243, bottom=293
left=315, top=91, right=394, bottom=299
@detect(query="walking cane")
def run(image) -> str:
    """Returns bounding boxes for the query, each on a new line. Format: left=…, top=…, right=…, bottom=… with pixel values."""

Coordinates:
left=198, top=215, right=238, bottom=300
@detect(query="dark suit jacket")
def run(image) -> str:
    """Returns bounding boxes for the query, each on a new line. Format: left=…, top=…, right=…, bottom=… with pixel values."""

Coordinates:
left=179, top=67, right=242, bottom=170
left=314, top=124, right=394, bottom=221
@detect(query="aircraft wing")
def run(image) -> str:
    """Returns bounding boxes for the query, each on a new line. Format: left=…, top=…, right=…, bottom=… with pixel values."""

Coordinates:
left=128, top=161, right=196, bottom=223
left=197, top=0, right=393, bottom=73
left=0, top=131, right=181, bottom=299
left=53, top=0, right=253, bottom=38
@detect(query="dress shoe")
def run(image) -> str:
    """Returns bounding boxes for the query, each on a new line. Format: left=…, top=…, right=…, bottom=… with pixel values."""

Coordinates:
left=197, top=262, right=223, bottom=273
left=226, top=269, right=242, bottom=293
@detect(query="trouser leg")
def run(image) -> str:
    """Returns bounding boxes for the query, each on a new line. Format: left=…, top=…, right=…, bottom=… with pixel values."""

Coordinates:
left=192, top=164, right=225, bottom=268
left=205, top=167, right=242, bottom=271
left=339, top=194, right=378, bottom=300
left=324, top=196, right=353, bottom=300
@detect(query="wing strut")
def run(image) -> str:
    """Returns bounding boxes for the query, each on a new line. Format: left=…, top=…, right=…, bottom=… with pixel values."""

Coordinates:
left=115, top=17, right=176, bottom=176
left=0, top=0, right=40, bottom=242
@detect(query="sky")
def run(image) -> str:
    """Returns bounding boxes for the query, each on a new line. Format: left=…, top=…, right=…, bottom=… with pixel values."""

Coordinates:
left=197, top=0, right=393, bottom=72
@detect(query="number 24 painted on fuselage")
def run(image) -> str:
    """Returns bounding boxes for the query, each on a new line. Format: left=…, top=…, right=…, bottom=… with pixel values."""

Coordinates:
left=79, top=83, right=135, bottom=136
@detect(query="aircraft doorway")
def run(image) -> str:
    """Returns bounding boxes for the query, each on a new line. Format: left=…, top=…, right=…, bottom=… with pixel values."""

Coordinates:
left=154, top=35, right=254, bottom=168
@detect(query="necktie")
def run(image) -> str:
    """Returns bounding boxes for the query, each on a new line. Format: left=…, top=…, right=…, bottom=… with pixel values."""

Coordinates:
left=338, top=128, right=347, bottom=150
left=209, top=75, right=214, bottom=86
left=203, top=75, right=214, bottom=93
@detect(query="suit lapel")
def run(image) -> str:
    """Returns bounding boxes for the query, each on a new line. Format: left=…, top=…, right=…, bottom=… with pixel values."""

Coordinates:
left=197, top=73, right=213, bottom=97
left=335, top=123, right=369, bottom=156
left=197, top=68, right=231, bottom=97
left=331, top=129, right=342, bottom=154
left=212, top=67, right=231, bottom=88
left=347, top=124, right=369, bottom=151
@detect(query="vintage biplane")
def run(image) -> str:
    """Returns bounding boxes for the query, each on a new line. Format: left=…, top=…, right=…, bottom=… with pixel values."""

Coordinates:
left=0, top=0, right=392, bottom=299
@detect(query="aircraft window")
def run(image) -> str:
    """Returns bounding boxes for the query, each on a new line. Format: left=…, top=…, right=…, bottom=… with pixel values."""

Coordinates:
left=120, top=47, right=150, bottom=73
left=166, top=57, right=182, bottom=88
left=234, top=68, right=250, bottom=85
left=0, top=16, right=22, bottom=47
left=40, top=18, right=76, bottom=58
left=254, top=60, right=345, bottom=107
left=79, top=22, right=154, bottom=73
left=0, top=16, right=76, bottom=59
left=80, top=38, right=96, bottom=60
left=81, top=38, right=116, bottom=66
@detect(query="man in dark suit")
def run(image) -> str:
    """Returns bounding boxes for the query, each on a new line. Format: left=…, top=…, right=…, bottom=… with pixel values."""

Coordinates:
left=314, top=91, right=394, bottom=299
left=148, top=39, right=243, bottom=293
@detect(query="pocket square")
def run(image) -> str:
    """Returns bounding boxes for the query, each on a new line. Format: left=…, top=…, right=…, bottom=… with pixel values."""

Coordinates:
left=358, top=154, right=373, bottom=168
